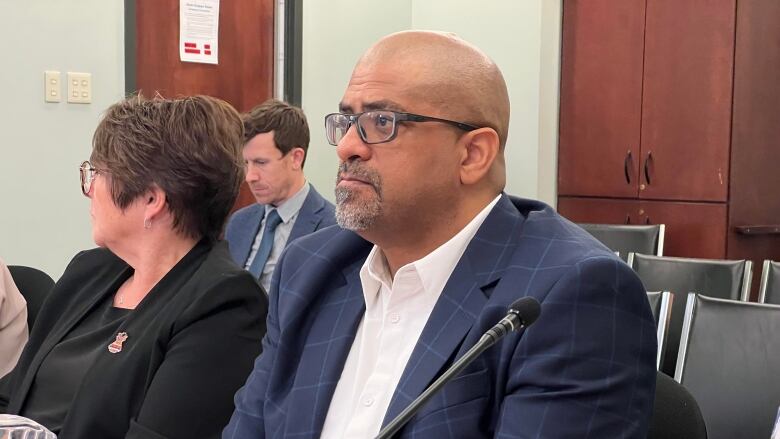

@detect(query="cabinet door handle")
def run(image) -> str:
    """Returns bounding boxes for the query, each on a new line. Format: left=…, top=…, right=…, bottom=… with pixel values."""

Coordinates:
left=624, top=150, right=633, bottom=184
left=625, top=214, right=631, bottom=224
left=645, top=216, right=651, bottom=225
left=643, top=151, right=653, bottom=185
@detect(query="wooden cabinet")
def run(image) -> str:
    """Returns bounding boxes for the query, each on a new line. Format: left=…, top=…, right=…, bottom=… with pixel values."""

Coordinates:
left=560, top=0, right=735, bottom=202
left=558, top=0, right=780, bottom=298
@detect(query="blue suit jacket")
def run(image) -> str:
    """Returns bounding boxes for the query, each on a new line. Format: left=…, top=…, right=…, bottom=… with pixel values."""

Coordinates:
left=224, top=195, right=657, bottom=438
left=225, top=185, right=336, bottom=267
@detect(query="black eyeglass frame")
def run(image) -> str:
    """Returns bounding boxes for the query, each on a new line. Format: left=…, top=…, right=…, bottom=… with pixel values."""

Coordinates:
left=324, top=110, right=481, bottom=146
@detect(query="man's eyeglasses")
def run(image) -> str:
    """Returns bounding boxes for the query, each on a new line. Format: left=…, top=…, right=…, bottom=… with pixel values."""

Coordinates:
left=79, top=160, right=107, bottom=196
left=324, top=110, right=480, bottom=146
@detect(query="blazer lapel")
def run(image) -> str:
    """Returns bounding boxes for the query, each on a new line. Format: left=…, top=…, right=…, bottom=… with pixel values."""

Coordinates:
left=382, top=194, right=525, bottom=425
left=288, top=189, right=324, bottom=244
left=9, top=266, right=131, bottom=412
left=284, top=260, right=366, bottom=436
left=238, top=208, right=265, bottom=265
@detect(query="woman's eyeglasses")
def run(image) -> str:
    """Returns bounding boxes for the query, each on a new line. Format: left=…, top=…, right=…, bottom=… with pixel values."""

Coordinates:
left=79, top=160, right=107, bottom=196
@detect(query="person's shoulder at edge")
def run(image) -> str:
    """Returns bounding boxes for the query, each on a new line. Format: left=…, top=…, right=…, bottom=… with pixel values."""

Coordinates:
left=271, top=223, right=370, bottom=284
left=174, top=242, right=266, bottom=323
left=226, top=203, right=265, bottom=227
left=508, top=194, right=621, bottom=264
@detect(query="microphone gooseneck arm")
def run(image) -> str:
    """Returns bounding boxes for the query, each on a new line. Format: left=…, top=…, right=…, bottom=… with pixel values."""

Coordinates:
left=375, top=297, right=541, bottom=439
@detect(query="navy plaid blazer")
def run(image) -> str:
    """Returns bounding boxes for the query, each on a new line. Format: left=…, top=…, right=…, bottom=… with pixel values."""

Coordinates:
left=224, top=194, right=657, bottom=438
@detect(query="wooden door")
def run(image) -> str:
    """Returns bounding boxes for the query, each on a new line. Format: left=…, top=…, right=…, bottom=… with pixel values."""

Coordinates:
left=133, top=0, right=275, bottom=211
left=640, top=200, right=728, bottom=260
left=639, top=0, right=735, bottom=202
left=558, top=0, right=646, bottom=198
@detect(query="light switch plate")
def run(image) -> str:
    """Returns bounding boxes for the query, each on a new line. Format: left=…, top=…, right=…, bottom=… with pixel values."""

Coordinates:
left=67, top=72, right=92, bottom=104
left=44, top=71, right=61, bottom=103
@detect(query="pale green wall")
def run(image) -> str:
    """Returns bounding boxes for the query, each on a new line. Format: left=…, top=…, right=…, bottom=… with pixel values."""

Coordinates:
left=0, top=1, right=125, bottom=278
left=300, top=0, right=413, bottom=194
left=301, top=0, right=562, bottom=205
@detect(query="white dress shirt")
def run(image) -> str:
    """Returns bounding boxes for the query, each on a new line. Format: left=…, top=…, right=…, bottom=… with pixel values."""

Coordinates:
left=244, top=182, right=310, bottom=292
left=320, top=195, right=501, bottom=439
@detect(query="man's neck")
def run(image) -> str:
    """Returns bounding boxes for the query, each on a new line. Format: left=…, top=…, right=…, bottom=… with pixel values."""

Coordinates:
left=272, top=176, right=307, bottom=208
left=366, top=193, right=499, bottom=277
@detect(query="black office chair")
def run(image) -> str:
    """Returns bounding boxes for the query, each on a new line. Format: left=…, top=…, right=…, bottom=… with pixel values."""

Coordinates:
left=648, top=371, right=707, bottom=439
left=675, top=294, right=780, bottom=439
left=647, top=291, right=673, bottom=369
left=577, top=223, right=664, bottom=262
left=759, top=260, right=780, bottom=305
left=630, top=254, right=752, bottom=376
left=8, top=265, right=55, bottom=330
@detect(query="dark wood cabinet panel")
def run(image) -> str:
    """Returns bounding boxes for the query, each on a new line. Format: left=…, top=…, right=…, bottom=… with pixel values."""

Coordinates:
left=557, top=197, right=638, bottom=225
left=558, top=0, right=645, bottom=198
left=728, top=0, right=780, bottom=299
left=730, top=0, right=780, bottom=235
left=639, top=0, right=735, bottom=202
left=639, top=200, right=727, bottom=260
left=558, top=197, right=727, bottom=260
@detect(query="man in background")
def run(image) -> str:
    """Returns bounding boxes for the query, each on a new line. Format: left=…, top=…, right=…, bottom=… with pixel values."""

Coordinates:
left=225, top=32, right=656, bottom=438
left=225, top=99, right=336, bottom=292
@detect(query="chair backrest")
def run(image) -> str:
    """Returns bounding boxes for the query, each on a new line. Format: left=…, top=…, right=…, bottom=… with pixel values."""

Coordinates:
left=759, top=260, right=780, bottom=305
left=675, top=294, right=780, bottom=439
left=630, top=253, right=753, bottom=375
left=7, top=265, right=55, bottom=330
left=577, top=223, right=664, bottom=262
left=647, top=291, right=673, bottom=369
left=648, top=371, right=707, bottom=439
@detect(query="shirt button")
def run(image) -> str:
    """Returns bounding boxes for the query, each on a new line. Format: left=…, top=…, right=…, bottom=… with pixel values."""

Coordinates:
left=389, top=313, right=401, bottom=324
left=362, top=395, right=374, bottom=406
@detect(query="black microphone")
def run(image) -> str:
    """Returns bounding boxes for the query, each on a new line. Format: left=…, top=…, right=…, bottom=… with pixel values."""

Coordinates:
left=375, top=296, right=541, bottom=439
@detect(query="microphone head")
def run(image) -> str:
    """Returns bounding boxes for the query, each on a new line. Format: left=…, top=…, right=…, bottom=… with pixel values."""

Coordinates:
left=508, top=297, right=541, bottom=328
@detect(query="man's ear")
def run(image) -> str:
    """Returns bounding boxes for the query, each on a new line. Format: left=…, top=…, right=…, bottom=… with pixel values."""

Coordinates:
left=289, top=147, right=306, bottom=170
left=459, top=128, right=500, bottom=185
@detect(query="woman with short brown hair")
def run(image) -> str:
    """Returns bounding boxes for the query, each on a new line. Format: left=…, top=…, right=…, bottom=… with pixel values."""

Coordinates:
left=0, top=95, right=266, bottom=439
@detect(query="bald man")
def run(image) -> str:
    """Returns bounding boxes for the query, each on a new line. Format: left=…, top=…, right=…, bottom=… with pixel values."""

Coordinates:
left=225, top=31, right=657, bottom=438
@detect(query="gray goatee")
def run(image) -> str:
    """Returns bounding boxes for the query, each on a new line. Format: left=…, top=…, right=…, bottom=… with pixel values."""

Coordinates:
left=334, top=161, right=383, bottom=231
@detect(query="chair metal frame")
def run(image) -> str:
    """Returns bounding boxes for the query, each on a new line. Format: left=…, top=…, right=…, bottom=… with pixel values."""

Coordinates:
left=647, top=291, right=673, bottom=370
left=758, top=260, right=779, bottom=304
left=674, top=293, right=698, bottom=382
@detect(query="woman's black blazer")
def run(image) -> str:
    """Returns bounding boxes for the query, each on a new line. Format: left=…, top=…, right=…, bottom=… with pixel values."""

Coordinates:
left=0, top=240, right=267, bottom=438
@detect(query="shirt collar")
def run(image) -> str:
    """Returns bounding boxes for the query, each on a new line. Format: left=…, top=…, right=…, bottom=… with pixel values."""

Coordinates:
left=265, top=181, right=310, bottom=223
left=359, top=194, right=502, bottom=309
